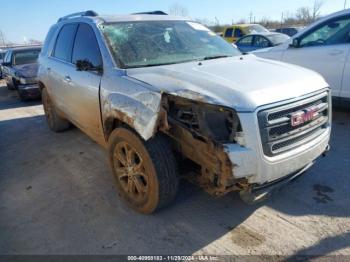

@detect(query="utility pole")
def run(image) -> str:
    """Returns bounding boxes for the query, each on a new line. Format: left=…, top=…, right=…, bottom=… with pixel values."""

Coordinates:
left=249, top=11, right=253, bottom=23
left=344, top=0, right=347, bottom=9
left=0, top=30, right=6, bottom=47
left=280, top=12, right=284, bottom=29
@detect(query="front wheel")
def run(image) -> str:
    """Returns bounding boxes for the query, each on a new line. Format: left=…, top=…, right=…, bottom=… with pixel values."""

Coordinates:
left=108, top=128, right=179, bottom=214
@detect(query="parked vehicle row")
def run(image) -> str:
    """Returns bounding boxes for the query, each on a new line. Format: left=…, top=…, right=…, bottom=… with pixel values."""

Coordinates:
left=254, top=9, right=350, bottom=106
left=274, top=27, right=303, bottom=37
left=1, top=46, right=41, bottom=101
left=37, top=11, right=331, bottom=214
left=235, top=32, right=290, bottom=53
left=223, top=24, right=270, bottom=43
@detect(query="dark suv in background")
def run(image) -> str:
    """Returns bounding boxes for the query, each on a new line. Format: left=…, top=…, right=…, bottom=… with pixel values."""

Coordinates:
left=1, top=46, right=41, bottom=100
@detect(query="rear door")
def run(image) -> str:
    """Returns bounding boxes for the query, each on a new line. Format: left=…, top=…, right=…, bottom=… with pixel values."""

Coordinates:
left=281, top=15, right=350, bottom=98
left=47, top=23, right=78, bottom=113
left=66, top=23, right=104, bottom=144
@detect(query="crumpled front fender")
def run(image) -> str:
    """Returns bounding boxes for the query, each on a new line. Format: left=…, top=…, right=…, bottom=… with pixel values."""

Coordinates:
left=102, top=91, right=162, bottom=141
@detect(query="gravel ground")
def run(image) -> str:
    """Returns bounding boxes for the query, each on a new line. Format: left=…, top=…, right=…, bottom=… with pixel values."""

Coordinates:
left=0, top=81, right=349, bottom=258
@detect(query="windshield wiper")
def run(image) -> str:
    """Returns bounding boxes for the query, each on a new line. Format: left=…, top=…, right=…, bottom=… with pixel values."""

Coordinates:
left=201, top=55, right=231, bottom=61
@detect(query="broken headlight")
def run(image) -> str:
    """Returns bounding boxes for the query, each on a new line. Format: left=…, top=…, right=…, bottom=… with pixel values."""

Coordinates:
left=167, top=96, right=242, bottom=143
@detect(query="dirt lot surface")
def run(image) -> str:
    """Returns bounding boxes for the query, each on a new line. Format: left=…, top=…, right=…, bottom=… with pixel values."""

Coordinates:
left=0, top=81, right=349, bottom=257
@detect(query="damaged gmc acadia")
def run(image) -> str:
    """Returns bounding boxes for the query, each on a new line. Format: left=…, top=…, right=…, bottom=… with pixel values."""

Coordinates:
left=38, top=11, right=331, bottom=214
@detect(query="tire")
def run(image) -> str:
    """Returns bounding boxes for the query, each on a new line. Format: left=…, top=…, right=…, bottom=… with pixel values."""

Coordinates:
left=7, top=77, right=17, bottom=90
left=42, top=88, right=70, bottom=132
left=108, top=128, right=179, bottom=214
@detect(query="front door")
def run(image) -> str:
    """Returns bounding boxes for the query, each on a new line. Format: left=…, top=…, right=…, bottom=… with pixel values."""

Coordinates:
left=282, top=15, right=350, bottom=97
left=65, top=23, right=104, bottom=144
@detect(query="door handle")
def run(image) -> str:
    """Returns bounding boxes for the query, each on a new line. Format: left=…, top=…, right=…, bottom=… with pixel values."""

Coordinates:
left=64, top=75, right=71, bottom=83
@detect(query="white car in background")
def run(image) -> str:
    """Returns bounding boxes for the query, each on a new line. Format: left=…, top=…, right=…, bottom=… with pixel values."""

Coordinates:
left=254, top=9, right=350, bottom=107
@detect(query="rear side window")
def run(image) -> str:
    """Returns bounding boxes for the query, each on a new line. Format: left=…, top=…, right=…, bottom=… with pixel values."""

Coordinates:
left=53, top=24, right=78, bottom=62
left=72, top=24, right=102, bottom=68
left=224, top=28, right=233, bottom=37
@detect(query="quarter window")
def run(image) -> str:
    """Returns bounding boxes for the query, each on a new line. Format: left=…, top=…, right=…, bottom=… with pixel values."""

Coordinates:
left=72, top=24, right=102, bottom=68
left=300, top=16, right=350, bottom=47
left=53, top=24, right=78, bottom=62
left=238, top=36, right=253, bottom=46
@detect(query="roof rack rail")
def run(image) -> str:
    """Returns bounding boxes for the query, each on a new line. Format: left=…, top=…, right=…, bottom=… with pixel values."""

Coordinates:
left=58, top=10, right=99, bottom=22
left=132, top=11, right=168, bottom=15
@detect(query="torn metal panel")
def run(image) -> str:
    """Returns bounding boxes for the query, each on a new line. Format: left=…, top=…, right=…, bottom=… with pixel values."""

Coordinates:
left=160, top=94, right=246, bottom=196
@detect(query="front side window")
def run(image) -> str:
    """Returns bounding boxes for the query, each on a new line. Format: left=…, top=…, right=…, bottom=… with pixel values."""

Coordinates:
left=101, top=21, right=240, bottom=68
left=72, top=24, right=102, bottom=68
left=13, top=49, right=41, bottom=65
left=4, top=51, right=11, bottom=63
left=300, top=16, right=350, bottom=47
left=53, top=24, right=78, bottom=62
left=253, top=36, right=270, bottom=48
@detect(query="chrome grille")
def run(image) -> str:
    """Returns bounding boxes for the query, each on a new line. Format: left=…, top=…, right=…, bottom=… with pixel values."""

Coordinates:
left=258, top=91, right=330, bottom=156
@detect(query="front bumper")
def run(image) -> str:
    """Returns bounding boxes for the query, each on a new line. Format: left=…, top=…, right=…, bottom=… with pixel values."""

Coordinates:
left=18, top=84, right=41, bottom=98
left=223, top=111, right=331, bottom=185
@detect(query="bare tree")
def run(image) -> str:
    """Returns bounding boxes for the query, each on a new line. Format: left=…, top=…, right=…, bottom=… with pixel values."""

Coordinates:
left=169, top=3, right=189, bottom=17
left=312, top=0, right=325, bottom=21
left=28, top=39, right=42, bottom=45
left=296, top=6, right=312, bottom=23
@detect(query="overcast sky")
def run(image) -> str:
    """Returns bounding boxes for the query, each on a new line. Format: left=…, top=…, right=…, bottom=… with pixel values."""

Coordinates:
left=0, top=0, right=348, bottom=43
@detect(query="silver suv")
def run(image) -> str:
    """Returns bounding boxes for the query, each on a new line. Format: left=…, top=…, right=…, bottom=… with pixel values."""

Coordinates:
left=38, top=11, right=331, bottom=214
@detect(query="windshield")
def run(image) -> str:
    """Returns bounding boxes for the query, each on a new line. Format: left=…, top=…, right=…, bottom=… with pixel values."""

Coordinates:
left=13, top=49, right=41, bottom=65
left=246, top=25, right=269, bottom=34
left=101, top=20, right=241, bottom=68
left=266, top=34, right=290, bottom=45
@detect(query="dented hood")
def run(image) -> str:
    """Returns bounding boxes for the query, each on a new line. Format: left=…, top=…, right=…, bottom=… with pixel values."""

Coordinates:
left=13, top=63, right=39, bottom=78
left=126, top=55, right=328, bottom=112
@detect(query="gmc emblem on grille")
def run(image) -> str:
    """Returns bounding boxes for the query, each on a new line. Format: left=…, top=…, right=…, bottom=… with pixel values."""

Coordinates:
left=291, top=106, right=319, bottom=127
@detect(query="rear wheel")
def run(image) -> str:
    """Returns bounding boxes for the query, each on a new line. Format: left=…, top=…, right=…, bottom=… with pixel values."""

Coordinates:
left=42, top=88, right=70, bottom=132
left=108, top=128, right=179, bottom=214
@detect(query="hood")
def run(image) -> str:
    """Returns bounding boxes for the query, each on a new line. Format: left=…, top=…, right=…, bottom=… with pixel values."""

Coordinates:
left=126, top=55, right=328, bottom=111
left=13, top=63, right=39, bottom=78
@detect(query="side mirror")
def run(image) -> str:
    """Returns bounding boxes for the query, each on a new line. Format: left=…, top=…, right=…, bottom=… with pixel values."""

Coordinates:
left=290, top=38, right=300, bottom=48
left=76, top=60, right=102, bottom=73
